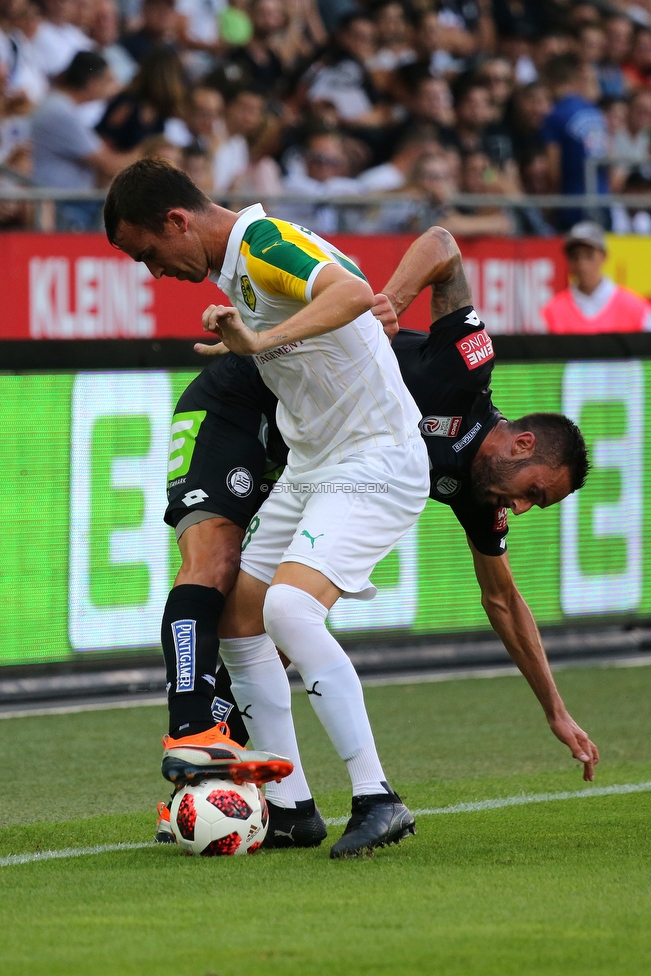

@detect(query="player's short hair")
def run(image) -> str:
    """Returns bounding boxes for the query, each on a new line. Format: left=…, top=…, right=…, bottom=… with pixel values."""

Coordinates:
left=544, top=53, right=582, bottom=88
left=104, top=158, right=212, bottom=245
left=506, top=413, right=590, bottom=491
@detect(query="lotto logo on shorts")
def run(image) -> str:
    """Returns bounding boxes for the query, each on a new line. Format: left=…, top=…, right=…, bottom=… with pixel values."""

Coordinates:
left=227, top=467, right=253, bottom=497
left=456, top=330, right=494, bottom=369
left=419, top=415, right=462, bottom=437
left=173, top=620, right=196, bottom=692
left=493, top=506, right=509, bottom=533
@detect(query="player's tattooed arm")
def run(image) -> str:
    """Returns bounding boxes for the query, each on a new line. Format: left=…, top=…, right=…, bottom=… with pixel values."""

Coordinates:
left=380, top=226, right=473, bottom=324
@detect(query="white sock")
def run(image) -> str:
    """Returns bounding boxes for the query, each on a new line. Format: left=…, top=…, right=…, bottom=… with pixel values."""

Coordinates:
left=218, top=634, right=312, bottom=808
left=263, top=584, right=389, bottom=796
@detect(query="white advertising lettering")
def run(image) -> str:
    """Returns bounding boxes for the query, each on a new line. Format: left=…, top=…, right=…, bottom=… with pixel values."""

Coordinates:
left=29, top=257, right=155, bottom=338
left=455, top=331, right=494, bottom=369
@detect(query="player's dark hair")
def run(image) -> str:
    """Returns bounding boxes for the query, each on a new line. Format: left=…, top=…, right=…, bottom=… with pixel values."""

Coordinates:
left=104, top=158, right=212, bottom=245
left=506, top=413, right=590, bottom=491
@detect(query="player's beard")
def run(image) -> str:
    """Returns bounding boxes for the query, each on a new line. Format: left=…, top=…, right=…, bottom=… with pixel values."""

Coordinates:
left=471, top=452, right=533, bottom=505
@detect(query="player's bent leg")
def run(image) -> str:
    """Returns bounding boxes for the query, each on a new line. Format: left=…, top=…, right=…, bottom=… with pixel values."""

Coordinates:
left=161, top=520, right=292, bottom=789
left=219, top=569, right=325, bottom=845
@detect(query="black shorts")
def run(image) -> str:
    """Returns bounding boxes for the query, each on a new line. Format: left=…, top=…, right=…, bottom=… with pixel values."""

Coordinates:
left=165, top=377, right=272, bottom=539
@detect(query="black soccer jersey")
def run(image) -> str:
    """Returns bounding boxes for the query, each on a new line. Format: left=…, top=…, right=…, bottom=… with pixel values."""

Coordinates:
left=392, top=306, right=508, bottom=557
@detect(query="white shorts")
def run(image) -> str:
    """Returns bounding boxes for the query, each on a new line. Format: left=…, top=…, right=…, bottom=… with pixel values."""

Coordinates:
left=239, top=436, right=429, bottom=600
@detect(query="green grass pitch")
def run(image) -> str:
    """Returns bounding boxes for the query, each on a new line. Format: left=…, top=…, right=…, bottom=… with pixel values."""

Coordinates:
left=1, top=663, right=650, bottom=976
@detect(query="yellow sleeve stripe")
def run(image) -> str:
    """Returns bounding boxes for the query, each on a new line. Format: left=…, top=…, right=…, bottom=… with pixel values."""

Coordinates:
left=241, top=239, right=309, bottom=303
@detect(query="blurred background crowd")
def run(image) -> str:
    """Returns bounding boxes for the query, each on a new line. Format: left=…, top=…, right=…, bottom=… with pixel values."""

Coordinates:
left=2, top=0, right=651, bottom=232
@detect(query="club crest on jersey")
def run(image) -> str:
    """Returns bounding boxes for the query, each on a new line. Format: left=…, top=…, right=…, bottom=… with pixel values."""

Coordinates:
left=456, top=329, right=494, bottom=370
left=435, top=475, right=461, bottom=497
left=227, top=467, right=253, bottom=497
left=241, top=275, right=256, bottom=311
left=419, top=415, right=462, bottom=437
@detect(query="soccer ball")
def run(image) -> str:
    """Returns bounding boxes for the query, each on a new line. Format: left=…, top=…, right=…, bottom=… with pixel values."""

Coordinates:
left=170, top=778, right=268, bottom=856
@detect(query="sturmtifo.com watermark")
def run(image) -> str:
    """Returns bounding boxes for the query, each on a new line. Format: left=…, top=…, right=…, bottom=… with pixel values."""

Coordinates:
left=261, top=481, right=389, bottom=494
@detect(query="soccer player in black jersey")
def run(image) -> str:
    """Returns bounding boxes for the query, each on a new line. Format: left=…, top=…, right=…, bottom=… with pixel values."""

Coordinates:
left=156, top=226, right=599, bottom=847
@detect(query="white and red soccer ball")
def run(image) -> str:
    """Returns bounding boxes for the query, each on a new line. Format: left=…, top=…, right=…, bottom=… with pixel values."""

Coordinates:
left=170, top=778, right=268, bottom=856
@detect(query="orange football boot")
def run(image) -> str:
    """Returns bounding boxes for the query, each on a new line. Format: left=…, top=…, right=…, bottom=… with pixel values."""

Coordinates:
left=155, top=801, right=176, bottom=844
left=161, top=721, right=293, bottom=787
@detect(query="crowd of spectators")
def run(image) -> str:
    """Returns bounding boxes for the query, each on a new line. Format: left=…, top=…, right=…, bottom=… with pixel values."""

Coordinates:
left=2, top=0, right=651, bottom=231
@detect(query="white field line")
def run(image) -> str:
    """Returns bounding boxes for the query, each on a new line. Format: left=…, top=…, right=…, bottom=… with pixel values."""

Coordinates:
left=323, top=780, right=651, bottom=826
left=2, top=781, right=650, bottom=867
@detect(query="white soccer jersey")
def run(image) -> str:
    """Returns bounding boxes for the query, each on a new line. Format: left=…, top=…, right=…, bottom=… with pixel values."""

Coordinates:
left=211, top=204, right=421, bottom=474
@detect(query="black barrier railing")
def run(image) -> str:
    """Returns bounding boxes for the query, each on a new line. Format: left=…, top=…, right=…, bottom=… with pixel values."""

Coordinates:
left=3, top=332, right=651, bottom=370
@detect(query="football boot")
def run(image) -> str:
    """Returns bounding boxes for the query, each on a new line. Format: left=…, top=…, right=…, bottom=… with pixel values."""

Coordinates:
left=262, top=798, right=328, bottom=849
left=161, top=721, right=293, bottom=787
left=330, top=784, right=415, bottom=859
left=154, top=800, right=176, bottom=844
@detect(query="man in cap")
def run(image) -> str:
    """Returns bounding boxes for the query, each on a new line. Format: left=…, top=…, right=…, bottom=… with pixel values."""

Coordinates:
left=542, top=221, right=651, bottom=334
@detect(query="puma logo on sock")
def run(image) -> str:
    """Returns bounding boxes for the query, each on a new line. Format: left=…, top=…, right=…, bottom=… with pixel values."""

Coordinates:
left=306, top=681, right=322, bottom=697
left=239, top=704, right=253, bottom=719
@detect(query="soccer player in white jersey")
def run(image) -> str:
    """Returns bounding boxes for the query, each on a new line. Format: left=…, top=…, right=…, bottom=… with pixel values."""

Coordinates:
left=106, top=159, right=430, bottom=857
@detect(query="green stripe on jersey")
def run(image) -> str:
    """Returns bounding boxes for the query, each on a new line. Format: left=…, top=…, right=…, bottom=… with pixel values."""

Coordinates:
left=243, top=219, right=320, bottom=283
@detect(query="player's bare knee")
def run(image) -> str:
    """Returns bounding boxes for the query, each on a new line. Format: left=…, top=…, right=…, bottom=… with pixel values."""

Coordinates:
left=174, top=518, right=243, bottom=594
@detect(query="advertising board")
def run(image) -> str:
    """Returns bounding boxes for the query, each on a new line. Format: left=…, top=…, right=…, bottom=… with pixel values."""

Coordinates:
left=2, top=357, right=650, bottom=667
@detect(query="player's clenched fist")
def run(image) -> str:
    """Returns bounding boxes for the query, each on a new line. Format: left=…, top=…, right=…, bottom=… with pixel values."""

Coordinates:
left=371, top=293, right=399, bottom=341
left=200, top=303, right=261, bottom=356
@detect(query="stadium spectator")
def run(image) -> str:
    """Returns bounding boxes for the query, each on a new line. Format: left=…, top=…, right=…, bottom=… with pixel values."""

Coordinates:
left=29, top=0, right=93, bottom=78
left=476, top=56, right=516, bottom=123
left=623, top=25, right=651, bottom=89
left=139, top=131, right=183, bottom=164
left=212, top=85, right=279, bottom=193
left=439, top=0, right=495, bottom=55
left=597, top=14, right=633, bottom=98
left=576, top=22, right=606, bottom=74
left=31, top=51, right=138, bottom=229
left=302, top=13, right=392, bottom=131
left=181, top=141, right=213, bottom=191
left=611, top=164, right=651, bottom=233
left=357, top=129, right=442, bottom=192
left=368, top=1, right=417, bottom=74
left=450, top=78, right=514, bottom=166
left=120, top=0, right=178, bottom=65
left=0, top=0, right=49, bottom=104
left=175, top=0, right=225, bottom=79
left=219, top=0, right=326, bottom=99
left=504, top=80, right=551, bottom=163
left=542, top=220, right=651, bottom=332
left=608, top=88, right=651, bottom=188
left=96, top=47, right=188, bottom=151
left=542, top=53, right=609, bottom=225
left=183, top=83, right=226, bottom=160
left=402, top=73, right=456, bottom=134
left=89, top=0, right=138, bottom=87
left=416, top=8, right=470, bottom=78
left=407, top=150, right=514, bottom=236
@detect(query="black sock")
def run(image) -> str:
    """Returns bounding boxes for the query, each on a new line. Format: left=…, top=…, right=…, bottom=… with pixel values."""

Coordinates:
left=161, top=584, right=225, bottom=737
left=214, top=663, right=249, bottom=746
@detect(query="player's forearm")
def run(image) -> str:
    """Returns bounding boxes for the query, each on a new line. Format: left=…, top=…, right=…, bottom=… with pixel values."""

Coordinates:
left=483, top=588, right=566, bottom=721
left=382, top=226, right=473, bottom=322
left=254, top=277, right=374, bottom=352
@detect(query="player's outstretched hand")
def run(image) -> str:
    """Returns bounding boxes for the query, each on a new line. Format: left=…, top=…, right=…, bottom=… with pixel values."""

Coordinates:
left=548, top=711, right=600, bottom=781
left=201, top=304, right=261, bottom=356
left=371, top=293, right=399, bottom=340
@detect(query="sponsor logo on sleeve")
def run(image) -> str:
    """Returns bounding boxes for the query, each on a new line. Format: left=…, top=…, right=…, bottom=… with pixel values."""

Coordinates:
left=464, top=309, right=481, bottom=327
left=211, top=695, right=234, bottom=724
left=240, top=275, right=257, bottom=311
left=452, top=422, right=482, bottom=453
left=456, top=329, right=494, bottom=369
left=435, top=475, right=461, bottom=497
left=173, top=619, right=196, bottom=692
left=419, top=415, right=463, bottom=437
left=181, top=488, right=209, bottom=507
left=493, top=506, right=509, bottom=533
left=227, top=467, right=253, bottom=497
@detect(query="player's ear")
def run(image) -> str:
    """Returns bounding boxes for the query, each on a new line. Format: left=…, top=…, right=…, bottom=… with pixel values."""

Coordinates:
left=511, top=431, right=535, bottom=457
left=165, top=209, right=190, bottom=233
